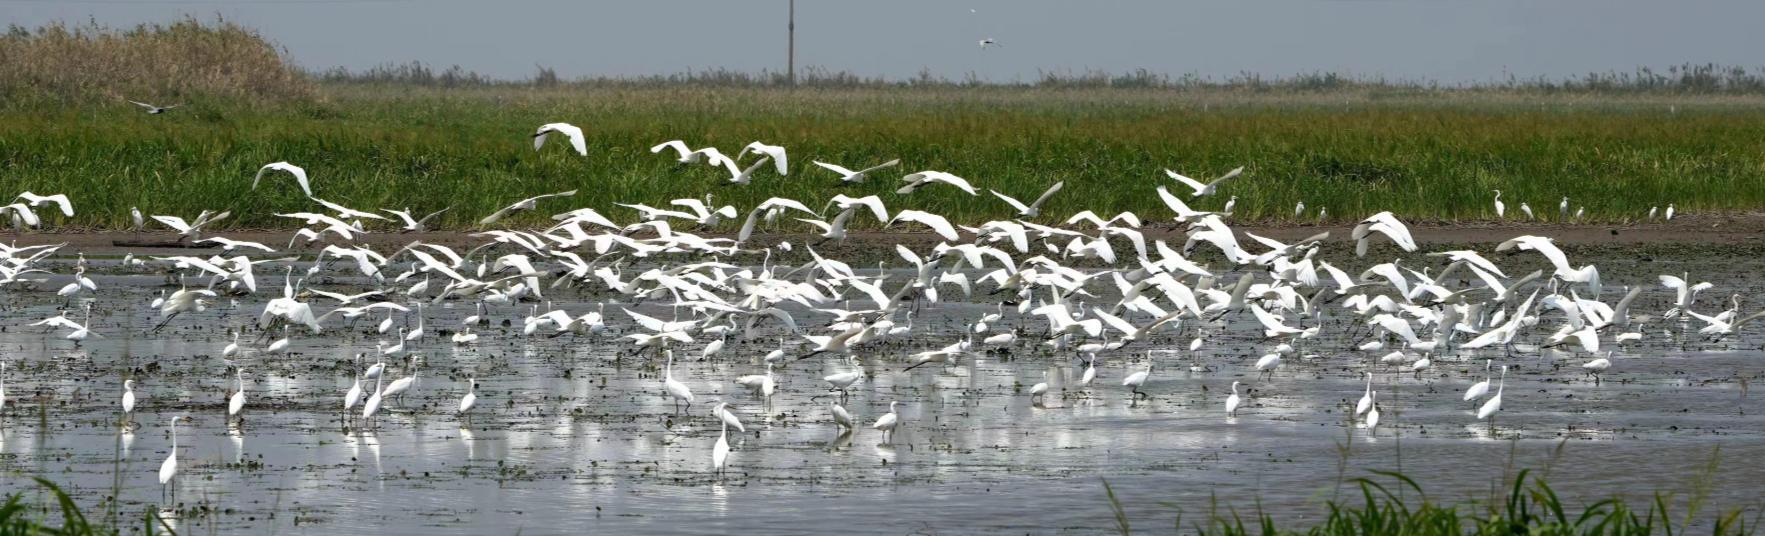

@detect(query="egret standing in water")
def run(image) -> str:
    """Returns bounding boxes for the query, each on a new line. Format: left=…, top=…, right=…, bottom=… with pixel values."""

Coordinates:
left=159, top=415, right=191, bottom=503
left=459, top=377, right=478, bottom=426
left=663, top=350, right=694, bottom=414
left=1028, top=371, right=1049, bottom=405
left=873, top=401, right=900, bottom=442
left=1364, top=392, right=1380, bottom=435
left=712, top=419, right=731, bottom=477
left=1225, top=381, right=1242, bottom=417
left=1582, top=352, right=1612, bottom=383
left=831, top=403, right=854, bottom=431
left=121, top=379, right=138, bottom=429
left=228, top=369, right=247, bottom=425
left=1355, top=373, right=1373, bottom=417
left=362, top=372, right=386, bottom=429
left=1123, top=361, right=1153, bottom=405
left=1464, top=360, right=1492, bottom=403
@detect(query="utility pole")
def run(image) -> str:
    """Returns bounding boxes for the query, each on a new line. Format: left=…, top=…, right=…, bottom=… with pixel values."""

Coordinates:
left=787, top=0, right=796, bottom=85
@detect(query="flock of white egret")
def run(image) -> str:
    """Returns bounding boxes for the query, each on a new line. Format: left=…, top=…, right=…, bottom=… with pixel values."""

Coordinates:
left=0, top=120, right=1751, bottom=502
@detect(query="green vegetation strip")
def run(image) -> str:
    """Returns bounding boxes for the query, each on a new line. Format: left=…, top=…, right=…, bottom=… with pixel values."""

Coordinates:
left=5, top=19, right=1765, bottom=231
left=7, top=87, right=1765, bottom=231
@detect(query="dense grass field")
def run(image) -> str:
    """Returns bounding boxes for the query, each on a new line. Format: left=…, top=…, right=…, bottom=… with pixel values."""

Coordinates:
left=5, top=20, right=1765, bottom=231
left=6, top=86, right=1765, bottom=231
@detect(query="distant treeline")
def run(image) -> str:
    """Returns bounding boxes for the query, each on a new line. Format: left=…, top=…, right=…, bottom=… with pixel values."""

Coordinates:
left=5, top=18, right=1765, bottom=104
left=319, top=61, right=1765, bottom=95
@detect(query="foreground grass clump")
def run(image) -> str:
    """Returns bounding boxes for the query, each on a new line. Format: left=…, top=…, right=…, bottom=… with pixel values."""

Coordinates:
left=4, top=86, right=1765, bottom=230
left=1104, top=469, right=1759, bottom=535
left=0, top=478, right=172, bottom=535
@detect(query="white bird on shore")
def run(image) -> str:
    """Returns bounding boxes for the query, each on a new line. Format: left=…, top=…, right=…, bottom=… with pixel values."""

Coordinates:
left=533, top=123, right=587, bottom=156
left=14, top=192, right=73, bottom=217
left=990, top=181, right=1064, bottom=217
left=736, top=141, right=789, bottom=175
left=1164, top=166, right=1243, bottom=197
left=1520, top=202, right=1534, bottom=220
left=651, top=140, right=730, bottom=166
left=384, top=207, right=451, bottom=233
left=889, top=210, right=961, bottom=241
left=815, top=159, right=900, bottom=184
left=1352, top=211, right=1418, bottom=256
left=480, top=190, right=577, bottom=226
left=253, top=162, right=313, bottom=197
left=1493, top=190, right=1505, bottom=219
left=130, top=100, right=180, bottom=114
left=719, top=156, right=774, bottom=186
left=897, top=171, right=978, bottom=195
left=198, top=237, right=276, bottom=253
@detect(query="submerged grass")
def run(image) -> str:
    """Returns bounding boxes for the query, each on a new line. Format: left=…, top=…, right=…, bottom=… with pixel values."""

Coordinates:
left=1104, top=468, right=1761, bottom=535
left=6, top=87, right=1765, bottom=231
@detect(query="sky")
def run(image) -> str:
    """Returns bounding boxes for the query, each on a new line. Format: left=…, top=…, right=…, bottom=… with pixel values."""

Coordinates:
left=9, top=0, right=1765, bottom=83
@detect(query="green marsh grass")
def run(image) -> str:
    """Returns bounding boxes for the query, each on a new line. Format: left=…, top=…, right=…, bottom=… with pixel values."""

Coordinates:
left=7, top=86, right=1765, bottom=231
left=0, top=478, right=173, bottom=535
left=5, top=19, right=1765, bottom=230
left=1103, top=468, right=1761, bottom=535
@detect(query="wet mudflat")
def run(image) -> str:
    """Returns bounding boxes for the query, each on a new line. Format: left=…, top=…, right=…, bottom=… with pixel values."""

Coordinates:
left=0, top=251, right=1762, bottom=535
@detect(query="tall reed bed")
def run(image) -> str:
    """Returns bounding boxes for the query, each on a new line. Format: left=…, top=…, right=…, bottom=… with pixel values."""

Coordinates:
left=0, top=18, right=312, bottom=105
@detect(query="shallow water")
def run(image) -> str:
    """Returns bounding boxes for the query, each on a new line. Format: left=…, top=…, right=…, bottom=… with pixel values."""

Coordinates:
left=0, top=253, right=1762, bottom=535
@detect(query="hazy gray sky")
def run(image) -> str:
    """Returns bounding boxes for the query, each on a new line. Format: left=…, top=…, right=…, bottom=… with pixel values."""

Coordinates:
left=11, top=0, right=1764, bottom=82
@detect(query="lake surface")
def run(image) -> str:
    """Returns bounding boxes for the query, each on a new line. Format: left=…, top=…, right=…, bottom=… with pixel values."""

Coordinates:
left=0, top=253, right=1761, bottom=534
